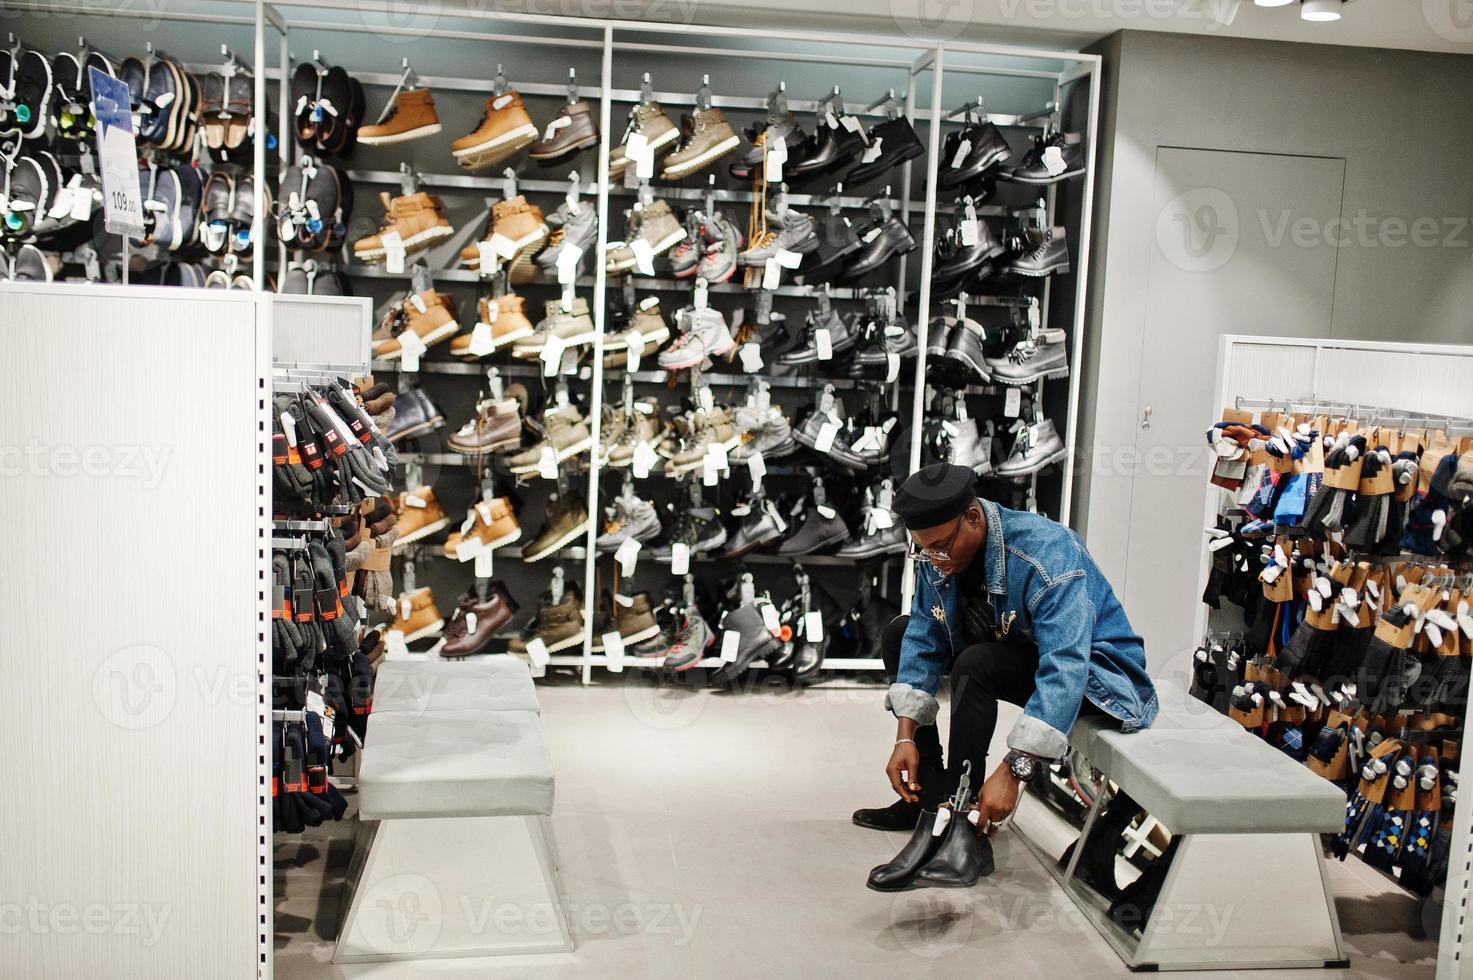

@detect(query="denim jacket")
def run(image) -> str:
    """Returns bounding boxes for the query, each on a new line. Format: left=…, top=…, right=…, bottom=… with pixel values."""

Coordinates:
left=885, top=499, right=1158, bottom=760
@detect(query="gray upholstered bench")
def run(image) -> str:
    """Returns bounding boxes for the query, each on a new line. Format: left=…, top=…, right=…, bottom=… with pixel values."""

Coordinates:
left=1027, top=680, right=1347, bottom=972
left=334, top=656, right=571, bottom=963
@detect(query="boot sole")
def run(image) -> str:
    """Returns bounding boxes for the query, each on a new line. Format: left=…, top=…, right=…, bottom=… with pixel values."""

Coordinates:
left=916, top=862, right=994, bottom=887
left=660, top=133, right=742, bottom=180
left=529, top=133, right=601, bottom=162
left=460, top=224, right=552, bottom=271
left=506, top=436, right=594, bottom=475
left=1000, top=167, right=1085, bottom=185
left=941, top=145, right=1013, bottom=187
left=778, top=527, right=851, bottom=556
left=988, top=363, right=1070, bottom=386
left=375, top=323, right=460, bottom=360
left=646, top=226, right=688, bottom=258
left=659, top=331, right=736, bottom=371
left=401, top=619, right=446, bottom=643
left=388, top=416, right=446, bottom=442
left=354, top=223, right=455, bottom=262
left=358, top=122, right=444, bottom=146
left=719, top=534, right=782, bottom=559
left=1009, top=261, right=1071, bottom=277
left=453, top=123, right=540, bottom=161
left=933, top=242, right=1007, bottom=281
left=510, top=329, right=598, bottom=357
left=448, top=436, right=521, bottom=456
left=592, top=621, right=663, bottom=652
left=521, top=521, right=591, bottom=562
left=393, top=517, right=451, bottom=549
left=544, top=632, right=586, bottom=653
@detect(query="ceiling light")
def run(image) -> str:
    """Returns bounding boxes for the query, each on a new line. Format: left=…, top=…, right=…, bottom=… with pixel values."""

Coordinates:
left=1253, top=0, right=1294, bottom=7
left=1300, top=0, right=1343, bottom=21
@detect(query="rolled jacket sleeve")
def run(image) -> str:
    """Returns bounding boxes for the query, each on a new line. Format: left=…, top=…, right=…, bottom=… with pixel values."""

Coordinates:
left=1008, top=571, right=1093, bottom=760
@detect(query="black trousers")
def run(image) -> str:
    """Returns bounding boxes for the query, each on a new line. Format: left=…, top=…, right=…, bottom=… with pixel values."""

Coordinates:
left=883, top=615, right=1044, bottom=809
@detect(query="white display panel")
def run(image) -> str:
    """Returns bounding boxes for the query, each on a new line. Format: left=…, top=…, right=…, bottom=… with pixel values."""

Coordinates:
left=0, top=283, right=266, bottom=979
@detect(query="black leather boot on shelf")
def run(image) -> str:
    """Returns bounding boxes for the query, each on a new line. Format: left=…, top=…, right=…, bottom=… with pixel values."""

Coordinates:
left=916, top=807, right=995, bottom=887
left=867, top=809, right=942, bottom=892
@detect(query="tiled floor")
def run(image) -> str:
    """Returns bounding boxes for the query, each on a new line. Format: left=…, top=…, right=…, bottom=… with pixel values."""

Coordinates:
left=275, top=676, right=1439, bottom=979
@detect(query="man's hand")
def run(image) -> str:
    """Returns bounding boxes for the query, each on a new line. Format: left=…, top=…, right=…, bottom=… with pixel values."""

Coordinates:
left=886, top=741, right=921, bottom=803
left=977, top=761, right=1023, bottom=836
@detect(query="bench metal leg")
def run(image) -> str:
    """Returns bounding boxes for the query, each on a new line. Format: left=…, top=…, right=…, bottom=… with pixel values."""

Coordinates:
left=333, top=814, right=574, bottom=964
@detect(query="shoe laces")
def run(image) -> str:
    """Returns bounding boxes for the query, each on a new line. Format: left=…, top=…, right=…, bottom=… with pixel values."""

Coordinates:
left=1008, top=341, right=1038, bottom=364
left=1022, top=233, right=1053, bottom=260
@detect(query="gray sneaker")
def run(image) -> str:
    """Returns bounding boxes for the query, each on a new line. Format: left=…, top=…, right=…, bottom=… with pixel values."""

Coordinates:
left=737, top=209, right=818, bottom=266
left=537, top=202, right=599, bottom=273
left=698, top=211, right=742, bottom=284
left=662, top=610, right=714, bottom=671
left=595, top=494, right=663, bottom=552
left=729, top=404, right=797, bottom=461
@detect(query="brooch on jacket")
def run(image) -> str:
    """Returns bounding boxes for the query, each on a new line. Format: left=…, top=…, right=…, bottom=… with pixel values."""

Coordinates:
left=999, top=610, right=1016, bottom=636
left=931, top=605, right=945, bottom=622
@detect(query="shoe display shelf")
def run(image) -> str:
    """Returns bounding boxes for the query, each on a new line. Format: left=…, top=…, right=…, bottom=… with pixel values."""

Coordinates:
left=11, top=3, right=1098, bottom=685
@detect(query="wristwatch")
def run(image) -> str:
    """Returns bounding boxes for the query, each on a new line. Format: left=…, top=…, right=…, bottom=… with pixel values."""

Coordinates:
left=1005, top=749, right=1042, bottom=784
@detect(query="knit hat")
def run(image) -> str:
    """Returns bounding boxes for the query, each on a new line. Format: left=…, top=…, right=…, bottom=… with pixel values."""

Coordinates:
left=893, top=463, right=978, bottom=530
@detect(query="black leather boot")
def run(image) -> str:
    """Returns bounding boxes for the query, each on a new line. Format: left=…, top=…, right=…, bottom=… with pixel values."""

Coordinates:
left=1056, top=791, right=1142, bottom=900
left=1108, top=837, right=1180, bottom=935
left=916, top=809, right=994, bottom=887
left=866, top=810, right=942, bottom=891
left=852, top=797, right=921, bottom=831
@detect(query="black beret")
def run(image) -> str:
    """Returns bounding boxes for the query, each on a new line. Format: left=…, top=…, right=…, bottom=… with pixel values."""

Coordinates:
left=894, top=463, right=978, bottom=530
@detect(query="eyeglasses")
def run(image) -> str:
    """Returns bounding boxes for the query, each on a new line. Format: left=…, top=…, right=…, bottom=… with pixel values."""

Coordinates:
left=906, top=515, right=965, bottom=563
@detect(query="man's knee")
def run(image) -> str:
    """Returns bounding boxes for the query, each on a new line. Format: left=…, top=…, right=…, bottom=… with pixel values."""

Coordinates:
left=951, top=643, right=1016, bottom=696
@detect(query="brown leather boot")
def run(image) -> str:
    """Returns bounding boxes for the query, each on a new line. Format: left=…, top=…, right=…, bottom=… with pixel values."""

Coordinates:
left=458, top=197, right=549, bottom=284
left=609, top=102, right=680, bottom=177
left=358, top=88, right=442, bottom=146
left=528, top=100, right=599, bottom=162
left=442, top=583, right=519, bottom=657
left=391, top=486, right=450, bottom=549
left=444, top=497, right=521, bottom=559
left=373, top=289, right=460, bottom=360
left=452, top=90, right=539, bottom=170
left=353, top=191, right=453, bottom=262
left=509, top=589, right=585, bottom=654
left=447, top=398, right=522, bottom=457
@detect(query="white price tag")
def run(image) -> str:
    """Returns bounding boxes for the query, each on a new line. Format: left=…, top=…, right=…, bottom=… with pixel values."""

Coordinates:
left=382, top=230, right=406, bottom=274
left=839, top=114, right=863, bottom=133
left=960, top=218, right=979, bottom=247
left=707, top=442, right=729, bottom=472
left=396, top=328, right=427, bottom=373
left=625, top=331, right=645, bottom=372
left=537, top=446, right=558, bottom=479
left=556, top=243, right=583, bottom=284
left=475, top=545, right=494, bottom=577
left=477, top=240, right=500, bottom=273
left=815, top=328, right=833, bottom=361
left=541, top=115, right=571, bottom=142
left=468, top=321, right=495, bottom=356
left=670, top=542, right=690, bottom=575
left=814, top=421, right=840, bottom=453
left=602, top=631, right=626, bottom=671
left=69, top=184, right=95, bottom=222
left=860, top=136, right=883, bottom=164
left=626, top=131, right=654, bottom=180
left=524, top=636, right=550, bottom=668
left=885, top=351, right=901, bottom=383
left=464, top=612, right=479, bottom=635
left=765, top=135, right=787, bottom=183
left=816, top=504, right=838, bottom=520
left=1004, top=388, right=1022, bottom=417
left=762, top=257, right=783, bottom=290
left=456, top=534, right=486, bottom=563
left=703, top=454, right=719, bottom=487
left=384, top=629, right=410, bottom=660
left=614, top=537, right=641, bottom=575
left=630, top=237, right=655, bottom=276
left=739, top=342, right=763, bottom=372
left=872, top=508, right=894, bottom=530
left=774, top=248, right=803, bottom=269
left=541, top=335, right=567, bottom=377
left=1042, top=145, right=1067, bottom=177
left=632, top=441, right=659, bottom=478
left=490, top=232, right=519, bottom=260
left=694, top=278, right=708, bottom=311
left=950, top=138, right=972, bottom=170
left=747, top=451, right=766, bottom=485
left=720, top=630, right=740, bottom=663
left=805, top=610, right=824, bottom=642
left=696, top=386, right=715, bottom=413
left=760, top=602, right=781, bottom=633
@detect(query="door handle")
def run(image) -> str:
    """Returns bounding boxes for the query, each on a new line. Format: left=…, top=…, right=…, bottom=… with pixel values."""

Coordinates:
left=1140, top=405, right=1153, bottom=429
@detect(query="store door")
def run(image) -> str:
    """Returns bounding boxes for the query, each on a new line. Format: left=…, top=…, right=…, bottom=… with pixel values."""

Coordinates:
left=1124, top=147, right=1344, bottom=667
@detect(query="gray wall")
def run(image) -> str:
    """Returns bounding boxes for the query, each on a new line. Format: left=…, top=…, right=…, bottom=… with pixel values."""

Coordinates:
left=1075, top=29, right=1473, bottom=594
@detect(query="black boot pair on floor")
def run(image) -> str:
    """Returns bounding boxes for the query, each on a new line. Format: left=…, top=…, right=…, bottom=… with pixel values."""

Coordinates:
left=866, top=805, right=995, bottom=891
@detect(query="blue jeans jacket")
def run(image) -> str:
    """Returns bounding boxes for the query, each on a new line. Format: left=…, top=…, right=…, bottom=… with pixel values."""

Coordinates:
left=885, top=499, right=1158, bottom=760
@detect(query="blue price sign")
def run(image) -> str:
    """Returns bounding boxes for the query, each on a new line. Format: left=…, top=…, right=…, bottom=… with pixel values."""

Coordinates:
left=88, top=67, right=144, bottom=237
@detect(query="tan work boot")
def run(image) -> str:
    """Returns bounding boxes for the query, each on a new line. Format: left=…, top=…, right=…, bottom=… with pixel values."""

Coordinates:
left=358, top=88, right=442, bottom=146
left=451, top=293, right=535, bottom=357
left=387, top=587, right=445, bottom=643
left=459, top=196, right=549, bottom=284
left=510, top=297, right=596, bottom=359
left=444, top=496, right=521, bottom=559
left=391, top=486, right=451, bottom=549
left=452, top=90, right=539, bottom=170
left=506, top=407, right=593, bottom=475
left=668, top=409, right=737, bottom=474
left=661, top=107, right=741, bottom=179
left=509, top=588, right=585, bottom=653
left=447, top=397, right=522, bottom=456
left=606, top=398, right=664, bottom=467
left=353, top=191, right=453, bottom=262
left=373, top=289, right=460, bottom=360
left=603, top=300, right=672, bottom=362
left=604, top=200, right=686, bottom=274
left=609, top=102, right=680, bottom=178
left=520, top=494, right=591, bottom=564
